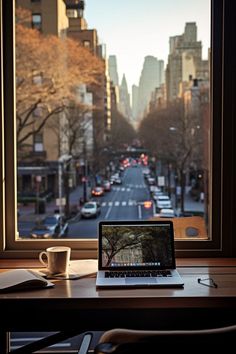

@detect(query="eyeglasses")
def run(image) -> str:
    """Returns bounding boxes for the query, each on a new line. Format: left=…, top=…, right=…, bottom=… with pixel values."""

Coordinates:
left=197, top=277, right=218, bottom=288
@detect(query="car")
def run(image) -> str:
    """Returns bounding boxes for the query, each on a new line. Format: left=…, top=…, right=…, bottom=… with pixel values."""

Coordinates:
left=156, top=195, right=172, bottom=210
left=102, top=180, right=111, bottom=192
left=91, top=186, right=104, bottom=197
left=157, top=208, right=175, bottom=218
left=81, top=201, right=101, bottom=218
left=112, top=176, right=122, bottom=185
left=30, top=224, right=54, bottom=239
left=30, top=214, right=68, bottom=239
left=152, top=190, right=164, bottom=200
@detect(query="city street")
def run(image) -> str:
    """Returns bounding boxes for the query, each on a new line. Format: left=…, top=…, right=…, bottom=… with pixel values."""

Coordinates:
left=18, top=165, right=204, bottom=239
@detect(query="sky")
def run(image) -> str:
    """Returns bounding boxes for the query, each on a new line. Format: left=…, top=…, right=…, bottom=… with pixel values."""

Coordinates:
left=85, top=0, right=210, bottom=92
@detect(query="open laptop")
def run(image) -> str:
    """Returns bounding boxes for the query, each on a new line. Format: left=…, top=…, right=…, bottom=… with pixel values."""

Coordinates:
left=96, top=220, right=184, bottom=288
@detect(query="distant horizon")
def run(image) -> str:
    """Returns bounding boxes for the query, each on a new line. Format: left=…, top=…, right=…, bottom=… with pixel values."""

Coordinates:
left=85, top=0, right=210, bottom=92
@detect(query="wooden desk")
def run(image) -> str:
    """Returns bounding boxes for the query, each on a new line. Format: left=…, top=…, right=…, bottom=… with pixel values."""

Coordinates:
left=1, top=264, right=236, bottom=353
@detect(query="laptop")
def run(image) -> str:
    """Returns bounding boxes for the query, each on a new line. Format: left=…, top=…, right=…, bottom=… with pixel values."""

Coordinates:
left=96, top=220, right=184, bottom=288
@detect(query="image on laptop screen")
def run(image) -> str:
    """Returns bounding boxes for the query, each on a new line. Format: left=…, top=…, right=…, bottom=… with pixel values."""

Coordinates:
left=99, top=221, right=175, bottom=270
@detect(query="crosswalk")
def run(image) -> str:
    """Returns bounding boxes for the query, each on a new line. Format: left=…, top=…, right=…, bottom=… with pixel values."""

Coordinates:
left=99, top=184, right=147, bottom=207
left=101, top=200, right=137, bottom=207
left=112, top=184, right=146, bottom=191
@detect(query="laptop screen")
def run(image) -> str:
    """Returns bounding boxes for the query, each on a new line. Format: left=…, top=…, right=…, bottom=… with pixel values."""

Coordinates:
left=98, top=220, right=176, bottom=270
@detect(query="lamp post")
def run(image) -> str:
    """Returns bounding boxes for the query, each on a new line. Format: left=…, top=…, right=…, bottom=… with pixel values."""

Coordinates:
left=58, top=154, right=72, bottom=218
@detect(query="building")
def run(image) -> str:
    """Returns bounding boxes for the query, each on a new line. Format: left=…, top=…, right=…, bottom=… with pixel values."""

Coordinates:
left=118, top=74, right=132, bottom=122
left=16, top=0, right=70, bottom=199
left=136, top=55, right=164, bottom=122
left=166, top=22, right=204, bottom=102
left=65, top=0, right=111, bottom=176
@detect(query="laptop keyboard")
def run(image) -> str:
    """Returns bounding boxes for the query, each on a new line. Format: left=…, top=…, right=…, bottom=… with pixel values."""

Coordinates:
left=105, top=270, right=172, bottom=278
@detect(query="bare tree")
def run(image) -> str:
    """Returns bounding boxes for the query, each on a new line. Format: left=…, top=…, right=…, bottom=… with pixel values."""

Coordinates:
left=139, top=100, right=203, bottom=212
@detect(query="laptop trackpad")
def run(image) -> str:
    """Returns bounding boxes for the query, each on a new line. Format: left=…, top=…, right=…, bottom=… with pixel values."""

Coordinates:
left=125, top=278, right=157, bottom=285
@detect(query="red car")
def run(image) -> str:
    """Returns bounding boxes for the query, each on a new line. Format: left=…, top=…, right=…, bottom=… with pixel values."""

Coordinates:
left=91, top=186, right=104, bottom=197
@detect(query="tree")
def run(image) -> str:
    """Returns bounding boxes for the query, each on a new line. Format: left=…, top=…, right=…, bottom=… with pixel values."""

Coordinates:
left=15, top=7, right=103, bottom=157
left=102, top=226, right=171, bottom=266
left=91, top=108, right=137, bottom=177
left=138, top=100, right=203, bottom=212
left=110, top=109, right=137, bottom=151
left=47, top=101, right=93, bottom=216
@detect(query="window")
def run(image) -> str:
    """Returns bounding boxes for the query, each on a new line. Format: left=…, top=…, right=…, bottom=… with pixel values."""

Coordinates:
left=34, top=133, right=43, bottom=152
left=32, top=13, right=41, bottom=31
left=83, top=40, right=91, bottom=48
left=1, top=0, right=236, bottom=258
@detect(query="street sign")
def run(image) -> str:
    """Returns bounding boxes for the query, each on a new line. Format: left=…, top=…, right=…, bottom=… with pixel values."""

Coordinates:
left=56, top=198, right=66, bottom=206
left=158, top=176, right=165, bottom=186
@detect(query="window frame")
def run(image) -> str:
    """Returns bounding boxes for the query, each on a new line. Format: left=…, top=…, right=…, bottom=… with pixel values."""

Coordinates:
left=1, top=0, right=235, bottom=258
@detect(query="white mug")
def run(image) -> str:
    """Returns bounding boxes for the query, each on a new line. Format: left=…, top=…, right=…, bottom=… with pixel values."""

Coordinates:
left=39, top=246, right=71, bottom=275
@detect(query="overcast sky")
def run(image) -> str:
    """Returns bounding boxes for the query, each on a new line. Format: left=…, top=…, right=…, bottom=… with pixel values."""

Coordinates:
left=85, top=0, right=210, bottom=91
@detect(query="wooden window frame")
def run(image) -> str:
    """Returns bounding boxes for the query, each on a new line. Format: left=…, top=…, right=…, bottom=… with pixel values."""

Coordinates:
left=0, top=0, right=236, bottom=258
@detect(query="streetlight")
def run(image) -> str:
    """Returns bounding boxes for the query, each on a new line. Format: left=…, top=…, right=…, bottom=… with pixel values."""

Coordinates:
left=58, top=155, right=72, bottom=218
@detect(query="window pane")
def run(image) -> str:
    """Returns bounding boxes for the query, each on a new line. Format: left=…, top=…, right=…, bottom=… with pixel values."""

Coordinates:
left=16, top=0, right=211, bottom=241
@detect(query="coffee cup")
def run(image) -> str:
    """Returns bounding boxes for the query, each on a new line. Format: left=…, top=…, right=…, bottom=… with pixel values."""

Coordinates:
left=39, top=246, right=71, bottom=275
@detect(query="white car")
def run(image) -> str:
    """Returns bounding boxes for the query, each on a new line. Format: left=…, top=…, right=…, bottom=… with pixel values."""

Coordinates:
left=156, top=195, right=172, bottom=210
left=81, top=201, right=101, bottom=218
left=157, top=208, right=175, bottom=218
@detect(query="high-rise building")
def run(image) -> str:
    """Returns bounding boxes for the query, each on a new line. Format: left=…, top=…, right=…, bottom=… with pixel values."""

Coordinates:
left=136, top=56, right=164, bottom=121
left=132, top=85, right=139, bottom=126
left=64, top=0, right=111, bottom=175
left=108, top=55, right=119, bottom=86
left=166, top=22, right=204, bottom=102
left=119, top=74, right=132, bottom=121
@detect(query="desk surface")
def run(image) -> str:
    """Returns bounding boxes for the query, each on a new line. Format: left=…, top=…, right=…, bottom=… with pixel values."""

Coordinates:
left=1, top=264, right=236, bottom=333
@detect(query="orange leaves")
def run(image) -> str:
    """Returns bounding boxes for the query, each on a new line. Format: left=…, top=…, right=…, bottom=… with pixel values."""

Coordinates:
left=16, top=17, right=103, bottom=113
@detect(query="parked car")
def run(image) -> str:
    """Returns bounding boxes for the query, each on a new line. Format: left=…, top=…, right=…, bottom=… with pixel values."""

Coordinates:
left=91, top=186, right=104, bottom=197
left=156, top=195, right=172, bottom=211
left=112, top=176, right=122, bottom=185
left=157, top=208, right=175, bottom=218
left=102, top=180, right=111, bottom=192
left=30, top=214, right=68, bottom=239
left=81, top=201, right=101, bottom=218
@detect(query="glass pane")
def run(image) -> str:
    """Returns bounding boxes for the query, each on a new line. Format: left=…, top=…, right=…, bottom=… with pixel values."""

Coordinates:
left=16, top=0, right=211, bottom=240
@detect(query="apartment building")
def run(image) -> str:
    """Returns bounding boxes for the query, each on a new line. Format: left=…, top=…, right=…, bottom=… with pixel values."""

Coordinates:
left=64, top=0, right=112, bottom=176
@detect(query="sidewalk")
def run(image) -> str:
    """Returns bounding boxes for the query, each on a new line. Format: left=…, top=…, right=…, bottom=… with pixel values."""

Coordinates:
left=19, top=184, right=89, bottom=222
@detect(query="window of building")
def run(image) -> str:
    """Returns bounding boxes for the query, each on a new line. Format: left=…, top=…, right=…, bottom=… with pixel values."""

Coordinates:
left=34, top=133, right=43, bottom=152
left=1, top=0, right=236, bottom=258
left=32, top=13, right=42, bottom=31
left=83, top=40, right=91, bottom=48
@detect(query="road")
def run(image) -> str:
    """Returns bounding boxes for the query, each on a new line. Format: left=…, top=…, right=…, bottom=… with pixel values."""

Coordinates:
left=68, top=166, right=153, bottom=238
left=18, top=165, right=204, bottom=239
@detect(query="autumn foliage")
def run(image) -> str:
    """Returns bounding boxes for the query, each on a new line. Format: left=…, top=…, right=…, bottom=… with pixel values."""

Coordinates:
left=15, top=7, right=103, bottom=151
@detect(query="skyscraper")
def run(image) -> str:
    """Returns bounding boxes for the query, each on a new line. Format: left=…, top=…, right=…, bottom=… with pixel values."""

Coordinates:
left=136, top=56, right=164, bottom=121
left=108, top=55, right=119, bottom=86
left=119, top=74, right=132, bottom=121
left=166, top=22, right=203, bottom=102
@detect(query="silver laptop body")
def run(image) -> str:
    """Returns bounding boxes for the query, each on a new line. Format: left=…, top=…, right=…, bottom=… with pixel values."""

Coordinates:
left=96, top=220, right=184, bottom=288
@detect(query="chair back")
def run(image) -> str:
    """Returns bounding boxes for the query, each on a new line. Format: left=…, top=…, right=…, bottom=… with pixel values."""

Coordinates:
left=94, top=325, right=236, bottom=353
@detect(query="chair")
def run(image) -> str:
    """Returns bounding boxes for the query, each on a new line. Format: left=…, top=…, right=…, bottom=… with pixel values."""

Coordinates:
left=92, top=325, right=236, bottom=354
